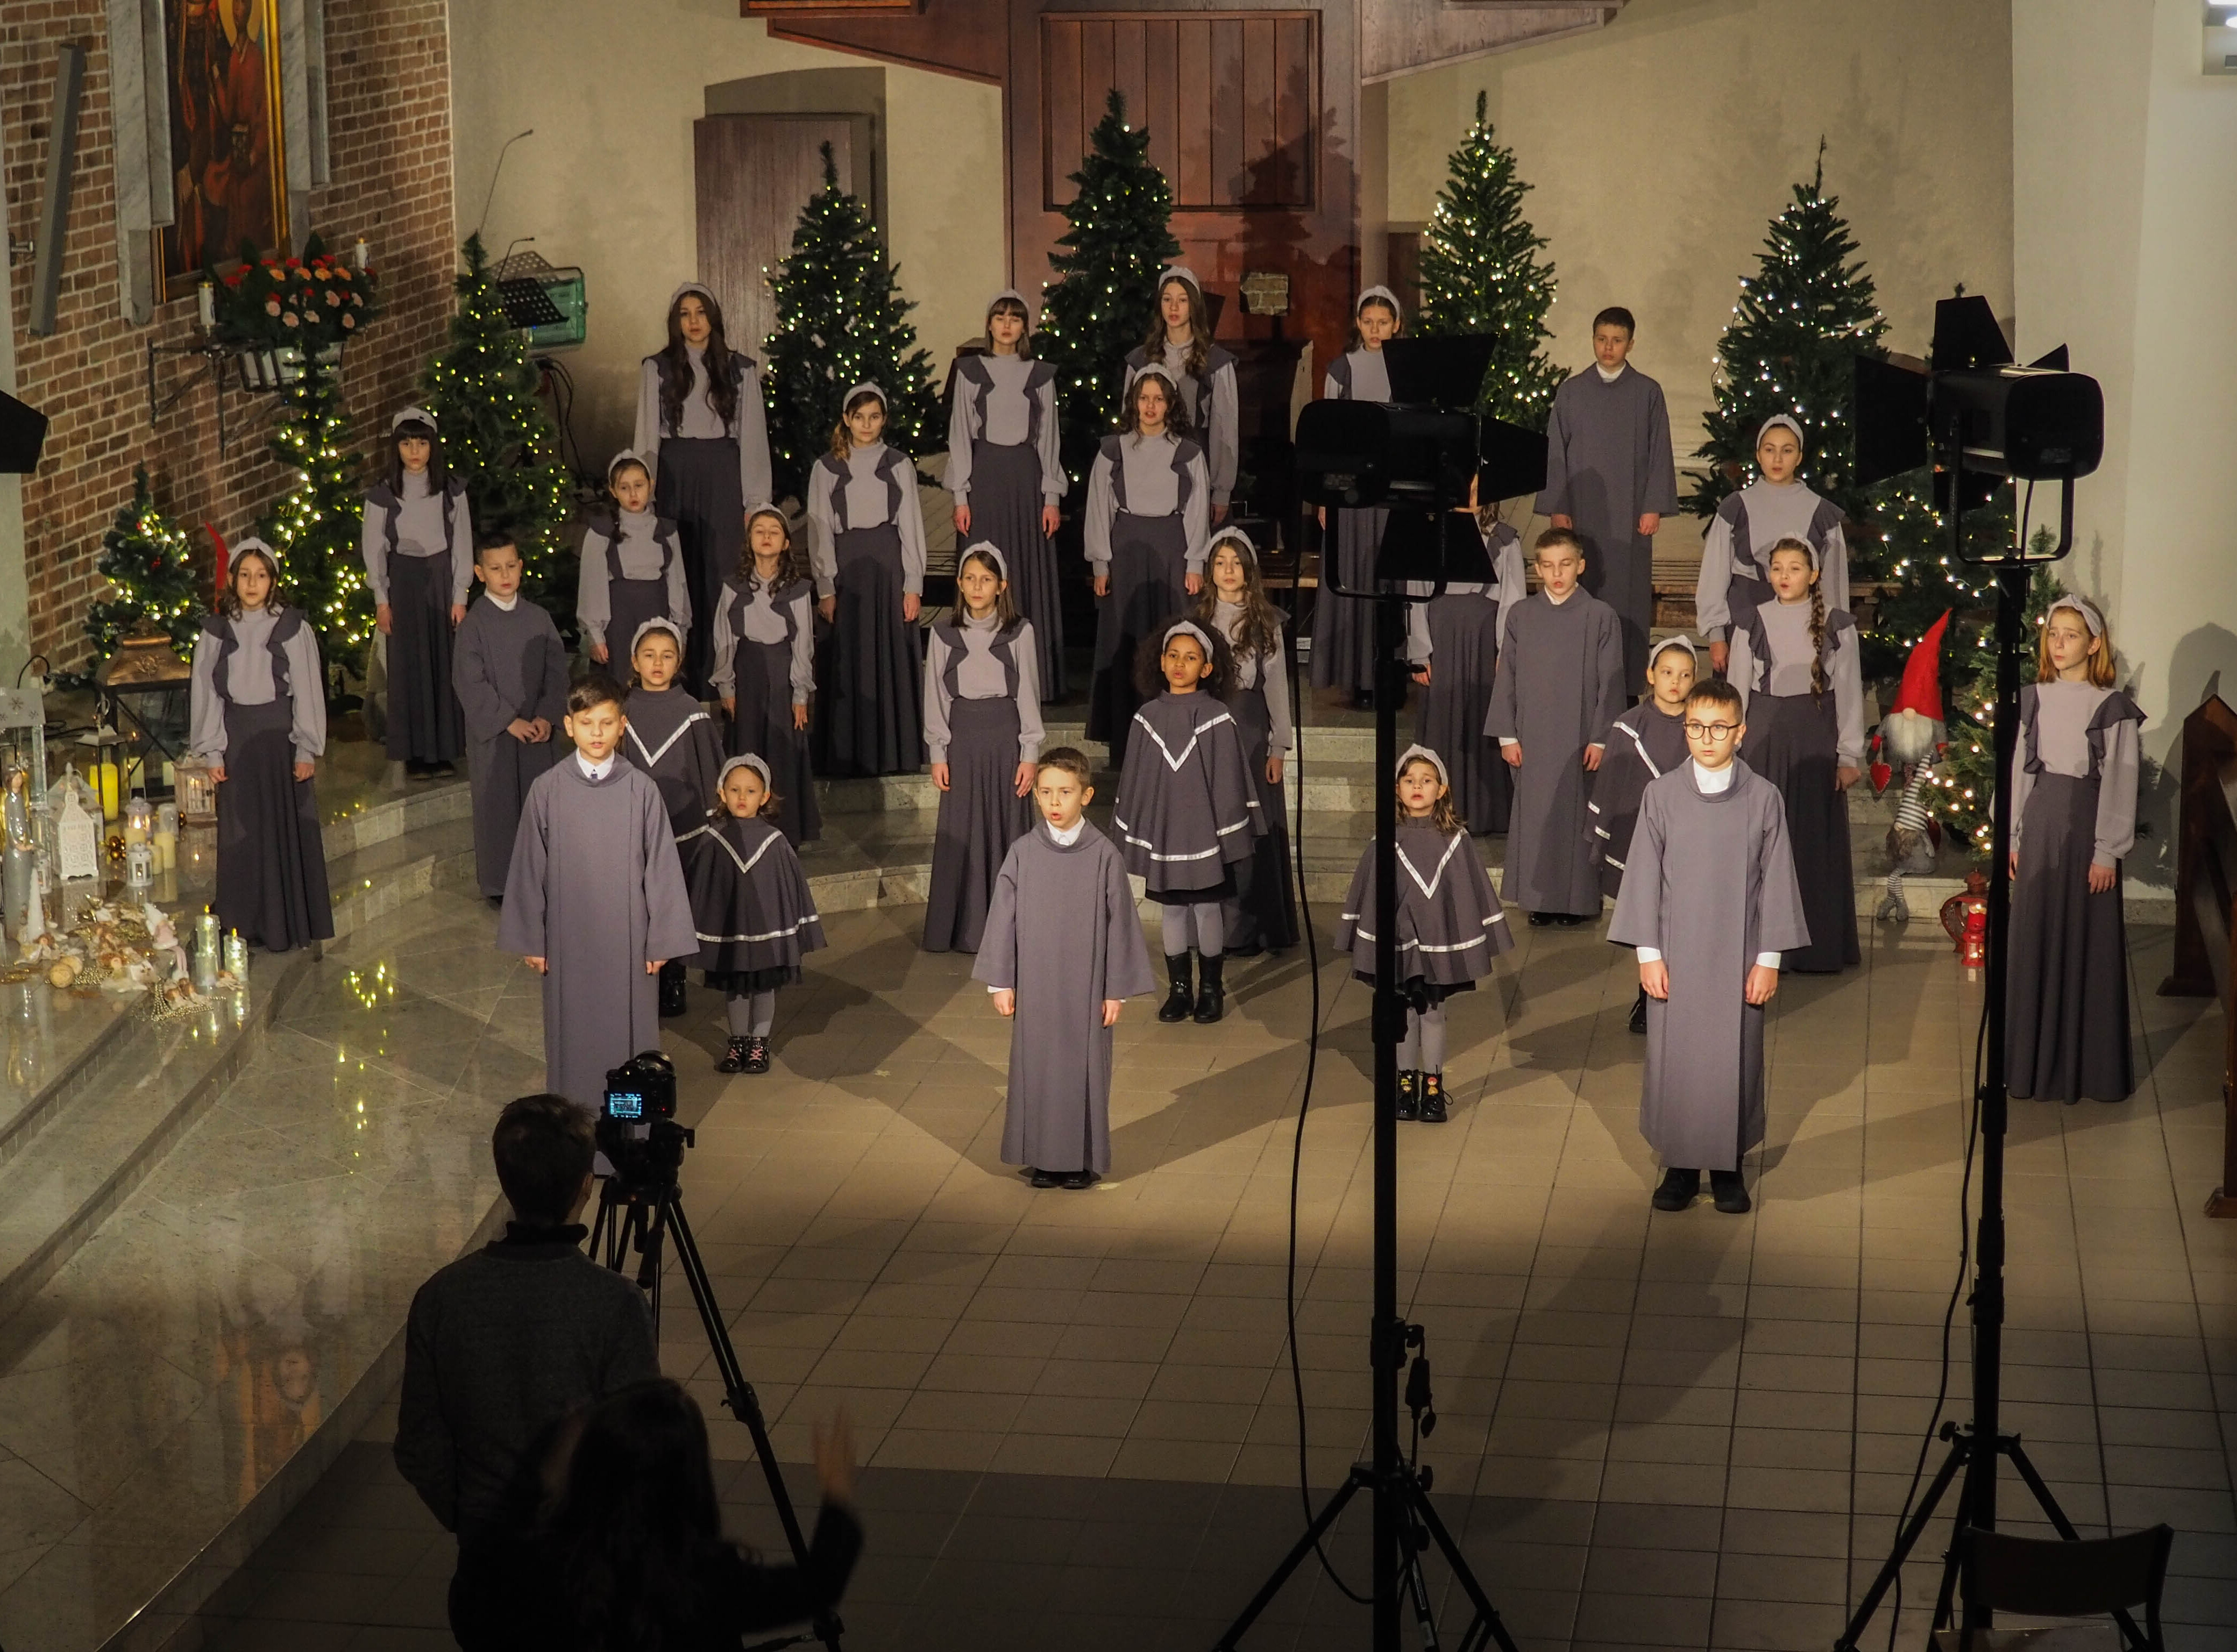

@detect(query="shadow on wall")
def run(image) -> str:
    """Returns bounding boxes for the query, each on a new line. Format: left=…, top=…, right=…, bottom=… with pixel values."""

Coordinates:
left=2132, top=625, right=2237, bottom=890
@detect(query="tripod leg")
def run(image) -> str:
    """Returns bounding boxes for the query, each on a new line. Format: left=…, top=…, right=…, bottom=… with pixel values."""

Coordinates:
left=1834, top=1434, right=1972, bottom=1652
left=1929, top=1463, right=1979, bottom=1638
left=1213, top=1470, right=1367, bottom=1652
left=2002, top=1440, right=2146, bottom=1650
left=1402, top=1476, right=1521, bottom=1652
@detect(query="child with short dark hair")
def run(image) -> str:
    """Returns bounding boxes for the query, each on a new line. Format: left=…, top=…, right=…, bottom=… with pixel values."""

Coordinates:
left=1114, top=620, right=1264, bottom=1024
left=578, top=451, right=692, bottom=669
left=1484, top=527, right=1626, bottom=924
left=683, top=756, right=825, bottom=1076
left=452, top=530, right=568, bottom=900
left=1609, top=678, right=1808, bottom=1214
left=976, top=748, right=1157, bottom=1190
left=1337, top=747, right=1511, bottom=1123
left=498, top=673, right=698, bottom=1111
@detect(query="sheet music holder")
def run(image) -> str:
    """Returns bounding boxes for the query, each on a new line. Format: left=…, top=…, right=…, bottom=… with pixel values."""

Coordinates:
left=498, top=278, right=566, bottom=330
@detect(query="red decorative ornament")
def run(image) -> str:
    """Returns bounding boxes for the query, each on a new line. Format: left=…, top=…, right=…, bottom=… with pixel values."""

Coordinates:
left=1938, top=871, right=1989, bottom=966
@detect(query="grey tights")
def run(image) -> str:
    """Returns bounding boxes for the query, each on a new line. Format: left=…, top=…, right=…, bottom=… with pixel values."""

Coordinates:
left=1398, top=1004, right=1447, bottom=1074
left=1160, top=901, right=1226, bottom=959
left=725, top=989, right=776, bottom=1038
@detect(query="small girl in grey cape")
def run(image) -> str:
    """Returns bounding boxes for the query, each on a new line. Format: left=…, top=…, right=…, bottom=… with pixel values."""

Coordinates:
left=1337, top=747, right=1511, bottom=1123
left=1588, top=635, right=1700, bottom=1032
left=683, top=756, right=825, bottom=1076
left=620, top=620, right=725, bottom=1019
left=976, top=749, right=1157, bottom=1190
left=1113, top=622, right=1264, bottom=1026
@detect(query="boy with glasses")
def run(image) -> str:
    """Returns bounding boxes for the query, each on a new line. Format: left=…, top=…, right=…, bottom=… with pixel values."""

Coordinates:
left=1608, top=679, right=1808, bottom=1214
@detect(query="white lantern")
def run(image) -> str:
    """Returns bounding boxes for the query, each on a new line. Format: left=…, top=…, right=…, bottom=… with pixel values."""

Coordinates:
left=55, top=785, right=99, bottom=884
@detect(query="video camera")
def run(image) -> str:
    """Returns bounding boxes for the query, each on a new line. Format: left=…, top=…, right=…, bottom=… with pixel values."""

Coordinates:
left=599, top=1050, right=690, bottom=1193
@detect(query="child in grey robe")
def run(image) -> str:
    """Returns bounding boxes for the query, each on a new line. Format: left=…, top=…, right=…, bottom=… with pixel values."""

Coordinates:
left=1589, top=636, right=1700, bottom=1034
left=1408, top=505, right=1528, bottom=833
left=451, top=532, right=567, bottom=899
left=1484, top=528, right=1627, bottom=923
left=619, top=620, right=726, bottom=1019
left=976, top=748, right=1157, bottom=1188
left=1610, top=680, right=1809, bottom=1215
left=577, top=452, right=692, bottom=670
left=1196, top=527, right=1298, bottom=954
left=1536, top=307, right=1679, bottom=683
left=498, top=673, right=698, bottom=1112
left=2006, top=595, right=2142, bottom=1103
left=1693, top=415, right=1851, bottom=674
left=1314, top=287, right=1404, bottom=700
left=363, top=407, right=471, bottom=775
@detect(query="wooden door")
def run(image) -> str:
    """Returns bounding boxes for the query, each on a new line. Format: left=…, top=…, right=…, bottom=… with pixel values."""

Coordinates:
left=693, top=115, right=868, bottom=359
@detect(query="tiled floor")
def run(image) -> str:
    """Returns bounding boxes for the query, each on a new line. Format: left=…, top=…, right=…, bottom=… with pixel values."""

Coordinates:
left=200, top=902, right=2235, bottom=1649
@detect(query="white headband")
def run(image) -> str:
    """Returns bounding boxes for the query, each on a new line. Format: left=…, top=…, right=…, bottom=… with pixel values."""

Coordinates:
left=669, top=281, right=717, bottom=310
left=1157, top=266, right=1202, bottom=298
left=987, top=288, right=1033, bottom=324
left=1396, top=744, right=1450, bottom=788
left=1357, top=285, right=1403, bottom=326
left=391, top=406, right=436, bottom=432
left=2048, top=593, right=2104, bottom=637
left=629, top=617, right=684, bottom=658
left=1650, top=635, right=1701, bottom=668
left=718, top=753, right=771, bottom=791
left=230, top=535, right=280, bottom=567
left=1163, top=620, right=1216, bottom=655
left=844, top=381, right=886, bottom=409
left=1768, top=535, right=1820, bottom=572
left=743, top=500, right=787, bottom=531
left=958, top=540, right=1009, bottom=582
left=1206, top=527, right=1258, bottom=567
left=1757, top=414, right=1805, bottom=448
left=1133, top=361, right=1180, bottom=393
left=607, top=448, right=650, bottom=483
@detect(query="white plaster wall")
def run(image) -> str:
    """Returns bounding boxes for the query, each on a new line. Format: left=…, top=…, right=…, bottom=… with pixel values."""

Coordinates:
left=449, top=0, right=1004, bottom=468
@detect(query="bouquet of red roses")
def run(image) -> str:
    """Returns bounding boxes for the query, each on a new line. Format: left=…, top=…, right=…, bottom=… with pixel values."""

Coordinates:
left=209, top=233, right=381, bottom=354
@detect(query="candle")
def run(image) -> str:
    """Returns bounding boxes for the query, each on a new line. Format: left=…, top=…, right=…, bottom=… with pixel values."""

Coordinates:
left=96, top=760, right=118, bottom=821
left=197, top=280, right=216, bottom=330
left=352, top=238, right=370, bottom=272
left=194, top=909, right=219, bottom=991
left=162, top=759, right=175, bottom=788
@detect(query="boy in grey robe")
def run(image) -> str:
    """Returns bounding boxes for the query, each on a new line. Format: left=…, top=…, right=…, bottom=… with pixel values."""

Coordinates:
left=452, top=532, right=567, bottom=900
left=498, top=673, right=698, bottom=1112
left=975, top=748, right=1157, bottom=1190
left=1536, top=307, right=1679, bottom=683
left=1609, top=679, right=1809, bottom=1215
left=1485, top=528, right=1627, bottom=923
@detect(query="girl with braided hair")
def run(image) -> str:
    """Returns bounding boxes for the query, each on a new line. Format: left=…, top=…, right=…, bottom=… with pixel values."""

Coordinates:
left=1726, top=537, right=1862, bottom=972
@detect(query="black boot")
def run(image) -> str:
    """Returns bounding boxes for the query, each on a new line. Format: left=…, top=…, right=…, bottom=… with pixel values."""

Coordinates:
left=743, top=1036, right=771, bottom=1075
left=1710, top=1170, right=1752, bottom=1214
left=1418, top=1072, right=1448, bottom=1124
left=717, top=1036, right=750, bottom=1074
left=1192, top=953, right=1225, bottom=1023
left=1629, top=986, right=1649, bottom=1035
left=1158, top=953, right=1195, bottom=1022
left=658, top=960, right=688, bottom=1019
left=1395, top=1071, right=1420, bottom=1122
left=1652, top=1167, right=1700, bottom=1211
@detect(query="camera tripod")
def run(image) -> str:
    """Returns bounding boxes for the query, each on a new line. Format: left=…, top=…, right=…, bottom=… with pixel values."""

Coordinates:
left=590, top=1122, right=844, bottom=1652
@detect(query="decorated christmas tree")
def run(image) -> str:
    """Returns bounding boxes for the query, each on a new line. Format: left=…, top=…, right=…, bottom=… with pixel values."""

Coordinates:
left=82, top=467, right=204, bottom=670
left=262, top=359, right=370, bottom=678
left=1035, top=89, right=1181, bottom=482
left=1688, top=146, right=1887, bottom=521
left=763, top=146, right=938, bottom=499
left=1414, top=91, right=1563, bottom=430
left=421, top=232, right=574, bottom=626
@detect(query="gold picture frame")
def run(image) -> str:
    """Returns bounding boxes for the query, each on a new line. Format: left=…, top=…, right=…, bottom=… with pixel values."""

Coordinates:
left=157, top=0, right=289, bottom=302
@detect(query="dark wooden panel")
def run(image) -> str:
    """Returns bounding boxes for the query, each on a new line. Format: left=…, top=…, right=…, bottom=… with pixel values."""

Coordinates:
left=1143, top=19, right=1178, bottom=188
left=695, top=115, right=861, bottom=358
left=1275, top=13, right=1311, bottom=191
left=1176, top=20, right=1212, bottom=206
left=1241, top=18, right=1275, bottom=203
left=1208, top=21, right=1244, bottom=208
left=756, top=0, right=1007, bottom=84
left=1045, top=24, right=1082, bottom=202
left=1112, top=20, right=1145, bottom=141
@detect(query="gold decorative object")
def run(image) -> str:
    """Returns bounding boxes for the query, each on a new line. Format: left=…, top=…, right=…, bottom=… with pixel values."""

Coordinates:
left=96, top=626, right=192, bottom=689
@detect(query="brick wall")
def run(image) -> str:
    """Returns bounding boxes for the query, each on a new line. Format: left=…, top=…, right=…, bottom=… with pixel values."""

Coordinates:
left=3, top=0, right=456, bottom=670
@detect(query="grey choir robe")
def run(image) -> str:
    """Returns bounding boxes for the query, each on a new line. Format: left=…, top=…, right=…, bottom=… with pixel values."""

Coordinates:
left=1609, top=761, right=1809, bottom=1171
left=922, top=615, right=1046, bottom=764
left=946, top=355, right=1066, bottom=502
left=189, top=606, right=328, bottom=762
left=805, top=442, right=929, bottom=597
left=576, top=510, right=692, bottom=656
left=1123, top=341, right=1240, bottom=507
left=708, top=576, right=816, bottom=704
left=496, top=757, right=698, bottom=1110
left=1483, top=589, right=1626, bottom=914
left=620, top=686, right=727, bottom=839
left=1694, top=480, right=1851, bottom=643
left=974, top=818, right=1158, bottom=1176
left=1729, top=601, right=1867, bottom=768
left=1587, top=700, right=1694, bottom=901
left=1212, top=599, right=1294, bottom=757
left=451, top=594, right=569, bottom=898
left=360, top=472, right=472, bottom=606
left=1535, top=365, right=1680, bottom=680
left=1083, top=432, right=1211, bottom=574
left=2009, top=682, right=2141, bottom=867
left=1325, top=345, right=1391, bottom=405
left=633, top=346, right=773, bottom=508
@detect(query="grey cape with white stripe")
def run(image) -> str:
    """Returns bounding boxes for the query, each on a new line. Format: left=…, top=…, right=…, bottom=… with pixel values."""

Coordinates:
left=1112, top=690, right=1264, bottom=899
left=1588, top=701, right=1693, bottom=902
left=682, top=812, right=825, bottom=981
left=1337, top=821, right=1512, bottom=988
left=620, top=685, right=727, bottom=841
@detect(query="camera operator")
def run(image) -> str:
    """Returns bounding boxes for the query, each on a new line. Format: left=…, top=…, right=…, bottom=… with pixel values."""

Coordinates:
left=394, top=1093, right=661, bottom=1649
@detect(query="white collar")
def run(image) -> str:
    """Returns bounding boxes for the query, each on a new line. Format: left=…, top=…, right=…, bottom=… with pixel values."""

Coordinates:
left=1692, top=759, right=1736, bottom=794
left=1544, top=586, right=1576, bottom=606
left=1047, top=817, right=1086, bottom=846
left=577, top=751, right=617, bottom=781
left=1595, top=362, right=1628, bottom=383
left=484, top=590, right=519, bottom=612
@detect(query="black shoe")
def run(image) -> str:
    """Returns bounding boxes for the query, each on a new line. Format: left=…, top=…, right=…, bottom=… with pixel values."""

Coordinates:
left=1351, top=689, right=1375, bottom=711
left=1061, top=1170, right=1099, bottom=1190
left=1652, top=1167, right=1700, bottom=1211
left=658, top=963, right=688, bottom=1019
left=1418, top=1073, right=1447, bottom=1124
left=1395, top=1070, right=1419, bottom=1122
left=432, top=761, right=458, bottom=780
left=1158, top=953, right=1194, bottom=1022
left=1710, top=1171, right=1752, bottom=1214
left=1528, top=911, right=1555, bottom=928
left=1629, top=987, right=1649, bottom=1035
left=1029, top=1167, right=1063, bottom=1188
left=1192, top=954, right=1225, bottom=1024
left=717, top=1036, right=750, bottom=1073
left=1551, top=912, right=1589, bottom=928
left=743, top=1036, right=771, bottom=1075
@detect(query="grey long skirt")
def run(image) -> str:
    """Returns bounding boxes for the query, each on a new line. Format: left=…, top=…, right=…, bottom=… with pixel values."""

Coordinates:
left=654, top=435, right=744, bottom=697
left=1412, top=595, right=1511, bottom=834
left=1311, top=505, right=1384, bottom=694
left=1748, top=690, right=1857, bottom=972
left=1225, top=685, right=1298, bottom=951
left=2007, top=773, right=2133, bottom=1102
left=728, top=636, right=821, bottom=846
left=813, top=523, right=925, bottom=778
left=923, top=697, right=1034, bottom=953
left=216, top=698, right=333, bottom=953
left=385, top=553, right=463, bottom=764
left=1088, top=510, right=1188, bottom=766
left=969, top=440, right=1064, bottom=697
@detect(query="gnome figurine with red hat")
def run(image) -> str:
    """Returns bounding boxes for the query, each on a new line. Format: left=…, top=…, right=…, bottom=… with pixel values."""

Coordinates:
left=1871, top=610, right=1952, bottom=923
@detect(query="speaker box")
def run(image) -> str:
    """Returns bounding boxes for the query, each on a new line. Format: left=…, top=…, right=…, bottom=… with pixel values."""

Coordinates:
left=0, top=391, right=47, bottom=474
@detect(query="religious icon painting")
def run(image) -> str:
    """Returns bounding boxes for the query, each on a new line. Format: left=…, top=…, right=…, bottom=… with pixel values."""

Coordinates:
left=158, top=0, right=289, bottom=298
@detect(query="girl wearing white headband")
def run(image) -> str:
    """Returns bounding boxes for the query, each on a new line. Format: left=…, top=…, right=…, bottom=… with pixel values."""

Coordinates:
left=634, top=282, right=774, bottom=695
left=921, top=543, right=1046, bottom=953
left=683, top=752, right=825, bottom=1076
left=364, top=404, right=472, bottom=779
left=2007, top=591, right=2141, bottom=1102
left=1112, top=619, right=1265, bottom=1024
left=1084, top=366, right=1211, bottom=765
left=807, top=381, right=928, bottom=777
left=1405, top=472, right=1530, bottom=830
left=1124, top=267, right=1239, bottom=522
left=710, top=504, right=819, bottom=847
left=1695, top=413, right=1851, bottom=677
left=950, top=292, right=1068, bottom=697
left=1193, top=526, right=1299, bottom=952
left=620, top=615, right=725, bottom=1019
left=577, top=450, right=691, bottom=671
left=1313, top=287, right=1408, bottom=705
left=1587, top=635, right=1703, bottom=1031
